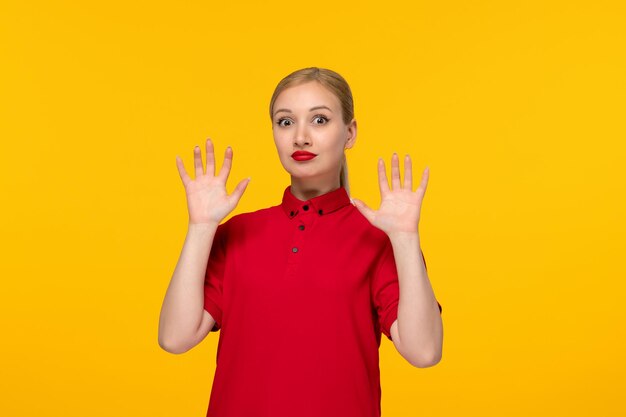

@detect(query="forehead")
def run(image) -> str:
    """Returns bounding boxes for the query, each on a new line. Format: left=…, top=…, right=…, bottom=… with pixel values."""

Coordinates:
left=274, top=81, right=340, bottom=112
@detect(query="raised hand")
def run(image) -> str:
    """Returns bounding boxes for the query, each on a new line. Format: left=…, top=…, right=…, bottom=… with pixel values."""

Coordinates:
left=175, top=138, right=250, bottom=226
left=351, top=153, right=429, bottom=237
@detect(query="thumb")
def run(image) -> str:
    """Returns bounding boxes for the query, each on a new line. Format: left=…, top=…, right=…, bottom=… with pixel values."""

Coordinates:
left=230, top=177, right=251, bottom=205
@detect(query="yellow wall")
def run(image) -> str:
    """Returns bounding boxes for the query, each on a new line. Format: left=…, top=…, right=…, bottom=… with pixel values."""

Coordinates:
left=1, top=1, right=624, bottom=415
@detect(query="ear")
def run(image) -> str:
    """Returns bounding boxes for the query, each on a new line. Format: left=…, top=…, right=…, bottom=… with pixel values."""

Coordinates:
left=345, top=118, right=357, bottom=149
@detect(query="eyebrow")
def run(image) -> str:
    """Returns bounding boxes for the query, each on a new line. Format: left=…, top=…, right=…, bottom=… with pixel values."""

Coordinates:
left=273, top=105, right=333, bottom=117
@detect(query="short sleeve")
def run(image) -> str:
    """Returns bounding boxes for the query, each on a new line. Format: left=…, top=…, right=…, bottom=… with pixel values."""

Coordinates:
left=371, top=238, right=442, bottom=342
left=203, top=220, right=229, bottom=332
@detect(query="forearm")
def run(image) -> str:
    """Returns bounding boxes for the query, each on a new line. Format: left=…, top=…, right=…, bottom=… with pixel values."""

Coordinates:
left=388, top=231, right=443, bottom=366
left=158, top=222, right=218, bottom=352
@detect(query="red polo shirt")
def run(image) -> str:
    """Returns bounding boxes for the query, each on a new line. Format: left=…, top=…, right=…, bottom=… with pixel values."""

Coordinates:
left=203, top=185, right=442, bottom=417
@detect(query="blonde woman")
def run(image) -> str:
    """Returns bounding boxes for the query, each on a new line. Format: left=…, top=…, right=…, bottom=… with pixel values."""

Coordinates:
left=159, top=67, right=443, bottom=417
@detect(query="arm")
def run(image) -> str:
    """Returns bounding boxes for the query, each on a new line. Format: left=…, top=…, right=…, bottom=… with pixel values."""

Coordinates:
left=158, top=222, right=219, bottom=354
left=351, top=153, right=441, bottom=367
left=388, top=231, right=443, bottom=368
left=160, top=139, right=250, bottom=354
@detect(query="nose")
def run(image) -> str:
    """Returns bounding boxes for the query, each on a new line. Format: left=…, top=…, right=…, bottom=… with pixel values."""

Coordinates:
left=293, top=123, right=311, bottom=148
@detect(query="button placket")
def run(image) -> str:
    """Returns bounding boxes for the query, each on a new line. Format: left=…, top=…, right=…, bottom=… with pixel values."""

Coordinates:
left=285, top=204, right=315, bottom=278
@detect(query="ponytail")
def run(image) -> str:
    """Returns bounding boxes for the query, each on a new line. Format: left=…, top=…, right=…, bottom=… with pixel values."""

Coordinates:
left=339, top=153, right=350, bottom=196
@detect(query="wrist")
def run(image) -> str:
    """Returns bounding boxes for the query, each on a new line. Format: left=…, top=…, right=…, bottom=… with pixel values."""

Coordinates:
left=387, top=230, right=420, bottom=242
left=187, top=221, right=219, bottom=234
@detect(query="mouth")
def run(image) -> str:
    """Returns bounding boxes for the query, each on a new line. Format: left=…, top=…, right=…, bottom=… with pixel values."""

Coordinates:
left=291, top=151, right=317, bottom=161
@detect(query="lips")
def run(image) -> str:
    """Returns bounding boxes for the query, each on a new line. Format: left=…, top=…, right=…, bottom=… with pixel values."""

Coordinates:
left=291, top=151, right=317, bottom=161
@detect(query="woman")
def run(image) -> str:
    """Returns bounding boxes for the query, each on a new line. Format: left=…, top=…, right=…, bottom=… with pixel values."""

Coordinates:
left=159, top=67, right=443, bottom=417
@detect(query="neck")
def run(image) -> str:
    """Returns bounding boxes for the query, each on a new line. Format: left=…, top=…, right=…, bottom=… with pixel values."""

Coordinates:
left=290, top=176, right=341, bottom=201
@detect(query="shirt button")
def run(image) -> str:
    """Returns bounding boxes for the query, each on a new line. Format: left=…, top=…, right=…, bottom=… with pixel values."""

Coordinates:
left=318, top=209, right=323, bottom=215
left=298, top=225, right=305, bottom=230
left=303, top=205, right=309, bottom=211
left=292, top=247, right=298, bottom=253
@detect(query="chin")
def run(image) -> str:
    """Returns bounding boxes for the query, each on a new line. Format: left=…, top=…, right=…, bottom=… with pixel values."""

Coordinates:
left=288, top=167, right=317, bottom=178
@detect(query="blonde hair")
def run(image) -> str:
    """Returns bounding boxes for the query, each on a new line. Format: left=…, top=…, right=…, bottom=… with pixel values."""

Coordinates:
left=269, top=67, right=354, bottom=196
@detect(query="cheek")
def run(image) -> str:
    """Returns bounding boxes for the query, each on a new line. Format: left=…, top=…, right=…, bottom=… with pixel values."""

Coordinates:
left=272, top=131, right=288, bottom=148
left=319, top=130, right=346, bottom=152
left=273, top=135, right=293, bottom=163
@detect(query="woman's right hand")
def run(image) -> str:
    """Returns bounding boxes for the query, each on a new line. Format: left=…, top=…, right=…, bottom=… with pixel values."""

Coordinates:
left=175, top=138, right=250, bottom=226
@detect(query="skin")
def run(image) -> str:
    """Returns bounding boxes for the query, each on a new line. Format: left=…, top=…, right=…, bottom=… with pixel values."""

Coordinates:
left=160, top=80, right=443, bottom=368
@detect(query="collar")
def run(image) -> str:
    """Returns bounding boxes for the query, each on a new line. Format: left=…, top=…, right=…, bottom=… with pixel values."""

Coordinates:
left=281, top=185, right=351, bottom=219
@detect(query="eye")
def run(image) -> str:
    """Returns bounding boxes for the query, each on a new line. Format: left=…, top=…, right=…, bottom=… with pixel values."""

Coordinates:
left=313, top=115, right=329, bottom=125
left=277, top=118, right=292, bottom=127
left=277, top=115, right=329, bottom=127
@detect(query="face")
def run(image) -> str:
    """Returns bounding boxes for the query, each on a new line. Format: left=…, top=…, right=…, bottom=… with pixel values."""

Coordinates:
left=271, top=81, right=357, bottom=186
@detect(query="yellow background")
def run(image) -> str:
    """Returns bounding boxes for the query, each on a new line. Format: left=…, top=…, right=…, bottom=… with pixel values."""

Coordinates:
left=1, top=1, right=624, bottom=416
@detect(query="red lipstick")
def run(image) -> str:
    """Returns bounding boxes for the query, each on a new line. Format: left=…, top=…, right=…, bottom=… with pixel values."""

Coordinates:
left=291, top=151, right=317, bottom=161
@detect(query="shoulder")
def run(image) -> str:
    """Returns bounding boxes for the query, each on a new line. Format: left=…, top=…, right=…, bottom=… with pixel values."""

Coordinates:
left=226, top=205, right=277, bottom=224
left=346, top=205, right=390, bottom=246
left=217, top=204, right=280, bottom=234
left=323, top=205, right=392, bottom=264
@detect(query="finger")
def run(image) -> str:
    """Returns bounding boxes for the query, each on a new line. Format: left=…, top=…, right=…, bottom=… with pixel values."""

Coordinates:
left=206, top=138, right=215, bottom=177
left=229, top=177, right=251, bottom=205
left=175, top=155, right=191, bottom=187
left=391, top=152, right=401, bottom=190
left=420, top=166, right=430, bottom=195
left=218, top=146, right=233, bottom=183
left=404, top=154, right=413, bottom=191
left=378, top=158, right=390, bottom=197
left=194, top=145, right=204, bottom=178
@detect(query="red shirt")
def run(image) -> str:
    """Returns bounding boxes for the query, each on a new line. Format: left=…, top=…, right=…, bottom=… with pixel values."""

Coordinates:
left=203, top=185, right=442, bottom=417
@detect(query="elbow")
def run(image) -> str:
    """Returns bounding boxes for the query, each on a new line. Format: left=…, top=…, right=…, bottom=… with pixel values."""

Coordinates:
left=158, top=334, right=193, bottom=355
left=158, top=313, right=209, bottom=354
left=159, top=338, right=191, bottom=354
left=158, top=336, right=183, bottom=354
left=407, top=350, right=442, bottom=368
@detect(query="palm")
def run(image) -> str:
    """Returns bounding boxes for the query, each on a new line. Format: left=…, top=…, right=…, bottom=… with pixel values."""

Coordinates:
left=352, top=153, right=429, bottom=237
left=184, top=175, right=232, bottom=223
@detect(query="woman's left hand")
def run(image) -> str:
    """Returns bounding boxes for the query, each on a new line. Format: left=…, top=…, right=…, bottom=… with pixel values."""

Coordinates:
left=351, top=153, right=429, bottom=237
